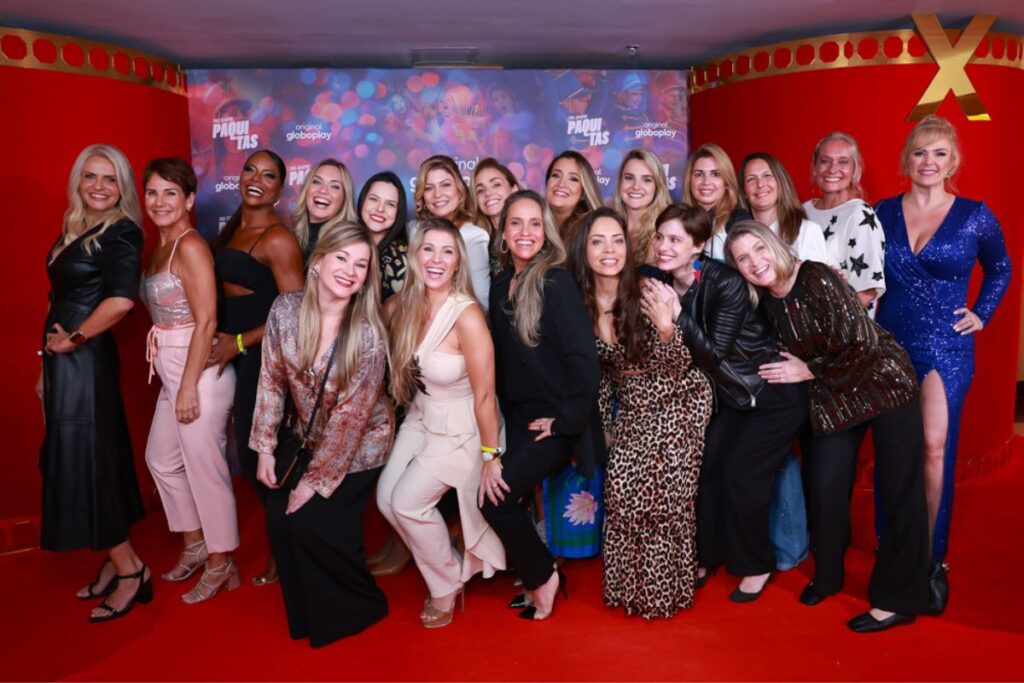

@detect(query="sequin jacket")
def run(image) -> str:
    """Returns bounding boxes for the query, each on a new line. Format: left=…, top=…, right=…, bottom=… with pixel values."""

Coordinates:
left=250, top=291, right=394, bottom=497
left=762, top=261, right=918, bottom=435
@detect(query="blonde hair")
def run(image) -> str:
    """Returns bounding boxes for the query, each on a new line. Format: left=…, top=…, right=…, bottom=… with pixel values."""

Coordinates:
left=61, top=144, right=141, bottom=255
left=545, top=151, right=603, bottom=241
left=724, top=220, right=798, bottom=306
left=682, top=143, right=741, bottom=239
left=498, top=190, right=567, bottom=346
left=291, top=158, right=357, bottom=254
left=811, top=131, right=866, bottom=199
left=387, top=218, right=475, bottom=405
left=300, top=222, right=386, bottom=385
left=414, top=155, right=476, bottom=227
left=901, top=114, right=962, bottom=191
left=613, top=148, right=671, bottom=263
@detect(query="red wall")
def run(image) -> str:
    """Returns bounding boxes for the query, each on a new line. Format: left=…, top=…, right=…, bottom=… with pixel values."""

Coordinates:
left=1, top=64, right=191, bottom=521
left=691, top=63, right=1023, bottom=474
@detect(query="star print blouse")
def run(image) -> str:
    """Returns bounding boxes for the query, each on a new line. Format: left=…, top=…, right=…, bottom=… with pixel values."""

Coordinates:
left=249, top=291, right=395, bottom=497
left=803, top=198, right=886, bottom=318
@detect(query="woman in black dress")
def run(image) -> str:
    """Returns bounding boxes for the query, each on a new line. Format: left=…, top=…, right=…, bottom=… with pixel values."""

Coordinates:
left=211, top=150, right=304, bottom=586
left=39, top=143, right=150, bottom=622
left=482, top=189, right=605, bottom=620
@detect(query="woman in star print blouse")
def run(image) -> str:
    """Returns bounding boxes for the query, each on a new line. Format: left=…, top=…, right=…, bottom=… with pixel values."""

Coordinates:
left=875, top=115, right=1011, bottom=615
left=803, top=132, right=887, bottom=318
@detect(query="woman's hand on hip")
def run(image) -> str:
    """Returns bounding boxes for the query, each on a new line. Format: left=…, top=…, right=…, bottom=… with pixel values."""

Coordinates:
left=528, top=417, right=555, bottom=441
left=206, top=332, right=239, bottom=376
left=953, top=307, right=983, bottom=335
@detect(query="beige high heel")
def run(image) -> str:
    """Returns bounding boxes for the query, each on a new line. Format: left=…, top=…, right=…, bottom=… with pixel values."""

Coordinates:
left=162, top=540, right=208, bottom=582
left=420, top=585, right=465, bottom=629
left=182, top=559, right=241, bottom=604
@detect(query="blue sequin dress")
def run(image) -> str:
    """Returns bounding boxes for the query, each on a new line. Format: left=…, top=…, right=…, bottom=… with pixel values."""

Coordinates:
left=874, top=195, right=1011, bottom=563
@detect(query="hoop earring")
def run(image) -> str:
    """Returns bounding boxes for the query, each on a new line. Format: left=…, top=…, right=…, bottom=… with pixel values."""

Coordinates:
left=499, top=239, right=509, bottom=255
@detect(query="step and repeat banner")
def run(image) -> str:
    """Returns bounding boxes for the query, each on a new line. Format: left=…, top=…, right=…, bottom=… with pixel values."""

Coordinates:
left=188, top=68, right=689, bottom=237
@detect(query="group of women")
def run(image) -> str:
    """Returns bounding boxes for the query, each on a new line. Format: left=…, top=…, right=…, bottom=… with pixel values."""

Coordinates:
left=39, top=113, right=1010, bottom=644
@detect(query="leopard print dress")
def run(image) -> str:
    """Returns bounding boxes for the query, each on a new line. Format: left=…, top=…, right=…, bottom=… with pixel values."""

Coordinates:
left=597, top=322, right=712, bottom=619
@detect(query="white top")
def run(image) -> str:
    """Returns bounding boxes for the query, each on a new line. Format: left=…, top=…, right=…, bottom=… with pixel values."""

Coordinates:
left=706, top=229, right=728, bottom=263
left=803, top=199, right=886, bottom=317
left=408, top=219, right=491, bottom=312
left=766, top=218, right=828, bottom=264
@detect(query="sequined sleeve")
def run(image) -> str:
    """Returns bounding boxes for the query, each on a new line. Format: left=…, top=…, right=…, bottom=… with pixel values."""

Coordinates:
left=793, top=263, right=883, bottom=394
left=301, top=324, right=392, bottom=498
left=970, top=202, right=1012, bottom=325
left=249, top=295, right=290, bottom=454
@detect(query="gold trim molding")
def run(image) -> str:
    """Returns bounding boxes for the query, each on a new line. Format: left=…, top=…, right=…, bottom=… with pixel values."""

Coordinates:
left=689, top=17, right=1022, bottom=121
left=0, top=26, right=187, bottom=95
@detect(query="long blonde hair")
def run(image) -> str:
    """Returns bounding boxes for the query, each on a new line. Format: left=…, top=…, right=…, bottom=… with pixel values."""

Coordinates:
left=61, top=144, right=141, bottom=255
left=498, top=190, right=567, bottom=346
left=291, top=158, right=357, bottom=253
left=414, top=154, right=476, bottom=227
left=724, top=220, right=798, bottom=307
left=682, top=143, right=741, bottom=238
left=613, top=148, right=671, bottom=263
left=387, top=218, right=475, bottom=405
left=300, top=222, right=386, bottom=385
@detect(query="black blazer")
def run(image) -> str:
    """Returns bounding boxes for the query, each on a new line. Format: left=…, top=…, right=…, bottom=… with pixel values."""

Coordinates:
left=489, top=266, right=607, bottom=476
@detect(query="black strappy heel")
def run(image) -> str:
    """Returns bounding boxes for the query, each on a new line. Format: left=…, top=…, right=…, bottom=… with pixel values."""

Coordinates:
left=77, top=559, right=118, bottom=601
left=88, top=565, right=153, bottom=623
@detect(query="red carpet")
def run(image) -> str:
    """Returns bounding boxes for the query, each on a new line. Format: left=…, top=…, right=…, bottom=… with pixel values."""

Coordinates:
left=3, top=450, right=1022, bottom=681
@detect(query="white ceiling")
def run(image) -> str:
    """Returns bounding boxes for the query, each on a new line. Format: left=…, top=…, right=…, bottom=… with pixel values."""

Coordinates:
left=1, top=0, right=1022, bottom=69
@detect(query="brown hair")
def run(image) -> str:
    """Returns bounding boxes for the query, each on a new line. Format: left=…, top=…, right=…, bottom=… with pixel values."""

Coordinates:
left=414, top=154, right=476, bottom=227
left=655, top=203, right=713, bottom=247
left=740, top=152, right=807, bottom=247
left=143, top=157, right=197, bottom=196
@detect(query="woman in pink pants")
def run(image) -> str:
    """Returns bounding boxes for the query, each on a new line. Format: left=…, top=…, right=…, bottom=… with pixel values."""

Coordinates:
left=140, top=158, right=240, bottom=604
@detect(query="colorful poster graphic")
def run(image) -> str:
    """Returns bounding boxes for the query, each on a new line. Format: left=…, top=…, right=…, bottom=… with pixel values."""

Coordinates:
left=188, top=68, right=689, bottom=238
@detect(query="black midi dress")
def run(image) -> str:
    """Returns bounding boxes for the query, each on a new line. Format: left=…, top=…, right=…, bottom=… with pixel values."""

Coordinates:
left=40, top=219, right=145, bottom=551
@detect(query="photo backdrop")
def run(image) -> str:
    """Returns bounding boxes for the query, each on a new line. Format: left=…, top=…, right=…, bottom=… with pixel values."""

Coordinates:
left=188, top=68, right=689, bottom=237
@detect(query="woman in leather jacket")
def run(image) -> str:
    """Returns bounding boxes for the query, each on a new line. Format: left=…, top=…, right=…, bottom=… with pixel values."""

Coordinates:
left=643, top=204, right=809, bottom=602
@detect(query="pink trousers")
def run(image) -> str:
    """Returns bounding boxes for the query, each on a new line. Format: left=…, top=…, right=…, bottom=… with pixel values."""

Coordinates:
left=145, top=325, right=239, bottom=552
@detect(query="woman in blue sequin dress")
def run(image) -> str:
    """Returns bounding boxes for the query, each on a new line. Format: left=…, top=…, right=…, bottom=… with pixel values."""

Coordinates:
left=875, top=116, right=1011, bottom=613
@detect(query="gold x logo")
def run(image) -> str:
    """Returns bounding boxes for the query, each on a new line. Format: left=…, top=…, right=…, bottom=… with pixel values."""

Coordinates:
left=910, top=14, right=995, bottom=122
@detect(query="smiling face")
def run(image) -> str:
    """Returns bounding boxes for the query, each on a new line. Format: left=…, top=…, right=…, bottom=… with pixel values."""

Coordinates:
left=305, top=164, right=345, bottom=222
left=416, top=228, right=460, bottom=292
left=586, top=216, right=628, bottom=278
left=906, top=136, right=955, bottom=189
left=690, top=156, right=726, bottom=210
left=239, top=152, right=283, bottom=208
left=502, top=197, right=546, bottom=271
left=743, top=159, right=778, bottom=213
left=475, top=167, right=517, bottom=219
left=618, top=158, right=656, bottom=213
left=546, top=157, right=584, bottom=215
left=361, top=180, right=400, bottom=235
left=655, top=218, right=702, bottom=273
left=144, top=174, right=194, bottom=229
left=315, top=240, right=371, bottom=303
left=813, top=139, right=856, bottom=198
left=729, top=233, right=779, bottom=289
left=423, top=168, right=463, bottom=221
left=79, top=155, right=121, bottom=218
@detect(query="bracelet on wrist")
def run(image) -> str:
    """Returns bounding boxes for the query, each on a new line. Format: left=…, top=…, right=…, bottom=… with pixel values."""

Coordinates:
left=235, top=333, right=247, bottom=355
left=68, top=329, right=88, bottom=346
left=481, top=445, right=504, bottom=463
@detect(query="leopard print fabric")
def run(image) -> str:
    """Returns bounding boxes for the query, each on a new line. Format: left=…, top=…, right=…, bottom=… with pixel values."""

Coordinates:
left=597, top=322, right=712, bottom=619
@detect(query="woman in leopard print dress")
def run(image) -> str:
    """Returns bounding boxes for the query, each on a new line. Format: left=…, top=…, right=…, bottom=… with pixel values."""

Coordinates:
left=571, top=208, right=712, bottom=619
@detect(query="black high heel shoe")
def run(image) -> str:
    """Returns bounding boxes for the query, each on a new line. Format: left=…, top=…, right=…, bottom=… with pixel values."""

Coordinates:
left=77, top=559, right=118, bottom=600
left=519, top=570, right=568, bottom=621
left=88, top=564, right=153, bottom=623
left=508, top=592, right=529, bottom=609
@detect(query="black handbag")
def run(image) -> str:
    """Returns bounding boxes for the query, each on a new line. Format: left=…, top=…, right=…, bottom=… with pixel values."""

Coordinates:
left=273, top=344, right=336, bottom=490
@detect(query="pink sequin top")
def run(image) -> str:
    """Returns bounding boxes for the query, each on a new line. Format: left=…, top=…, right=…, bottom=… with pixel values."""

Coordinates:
left=249, top=291, right=394, bottom=497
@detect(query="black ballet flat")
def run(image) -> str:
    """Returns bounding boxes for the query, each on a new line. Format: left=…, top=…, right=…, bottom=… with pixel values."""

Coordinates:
left=925, top=562, right=950, bottom=616
left=78, top=559, right=118, bottom=601
left=799, top=582, right=828, bottom=607
left=508, top=593, right=528, bottom=609
left=729, top=575, right=771, bottom=604
left=695, top=567, right=716, bottom=590
left=847, top=611, right=915, bottom=633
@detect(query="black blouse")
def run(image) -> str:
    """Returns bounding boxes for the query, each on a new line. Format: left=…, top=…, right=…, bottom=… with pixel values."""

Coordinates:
left=489, top=266, right=606, bottom=474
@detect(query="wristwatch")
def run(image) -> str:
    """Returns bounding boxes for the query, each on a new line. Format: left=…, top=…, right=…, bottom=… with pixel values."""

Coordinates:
left=480, top=445, right=504, bottom=462
left=68, top=329, right=88, bottom=346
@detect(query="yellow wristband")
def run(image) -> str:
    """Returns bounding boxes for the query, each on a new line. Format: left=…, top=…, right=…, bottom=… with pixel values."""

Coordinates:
left=235, top=333, right=246, bottom=354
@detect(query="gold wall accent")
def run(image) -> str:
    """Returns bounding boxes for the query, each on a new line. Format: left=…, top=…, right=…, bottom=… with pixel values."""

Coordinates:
left=689, top=17, right=1022, bottom=121
left=910, top=14, right=994, bottom=121
left=0, top=26, right=187, bottom=96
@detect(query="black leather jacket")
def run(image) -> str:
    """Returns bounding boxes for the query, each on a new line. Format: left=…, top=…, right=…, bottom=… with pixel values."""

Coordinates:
left=676, top=259, right=780, bottom=410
